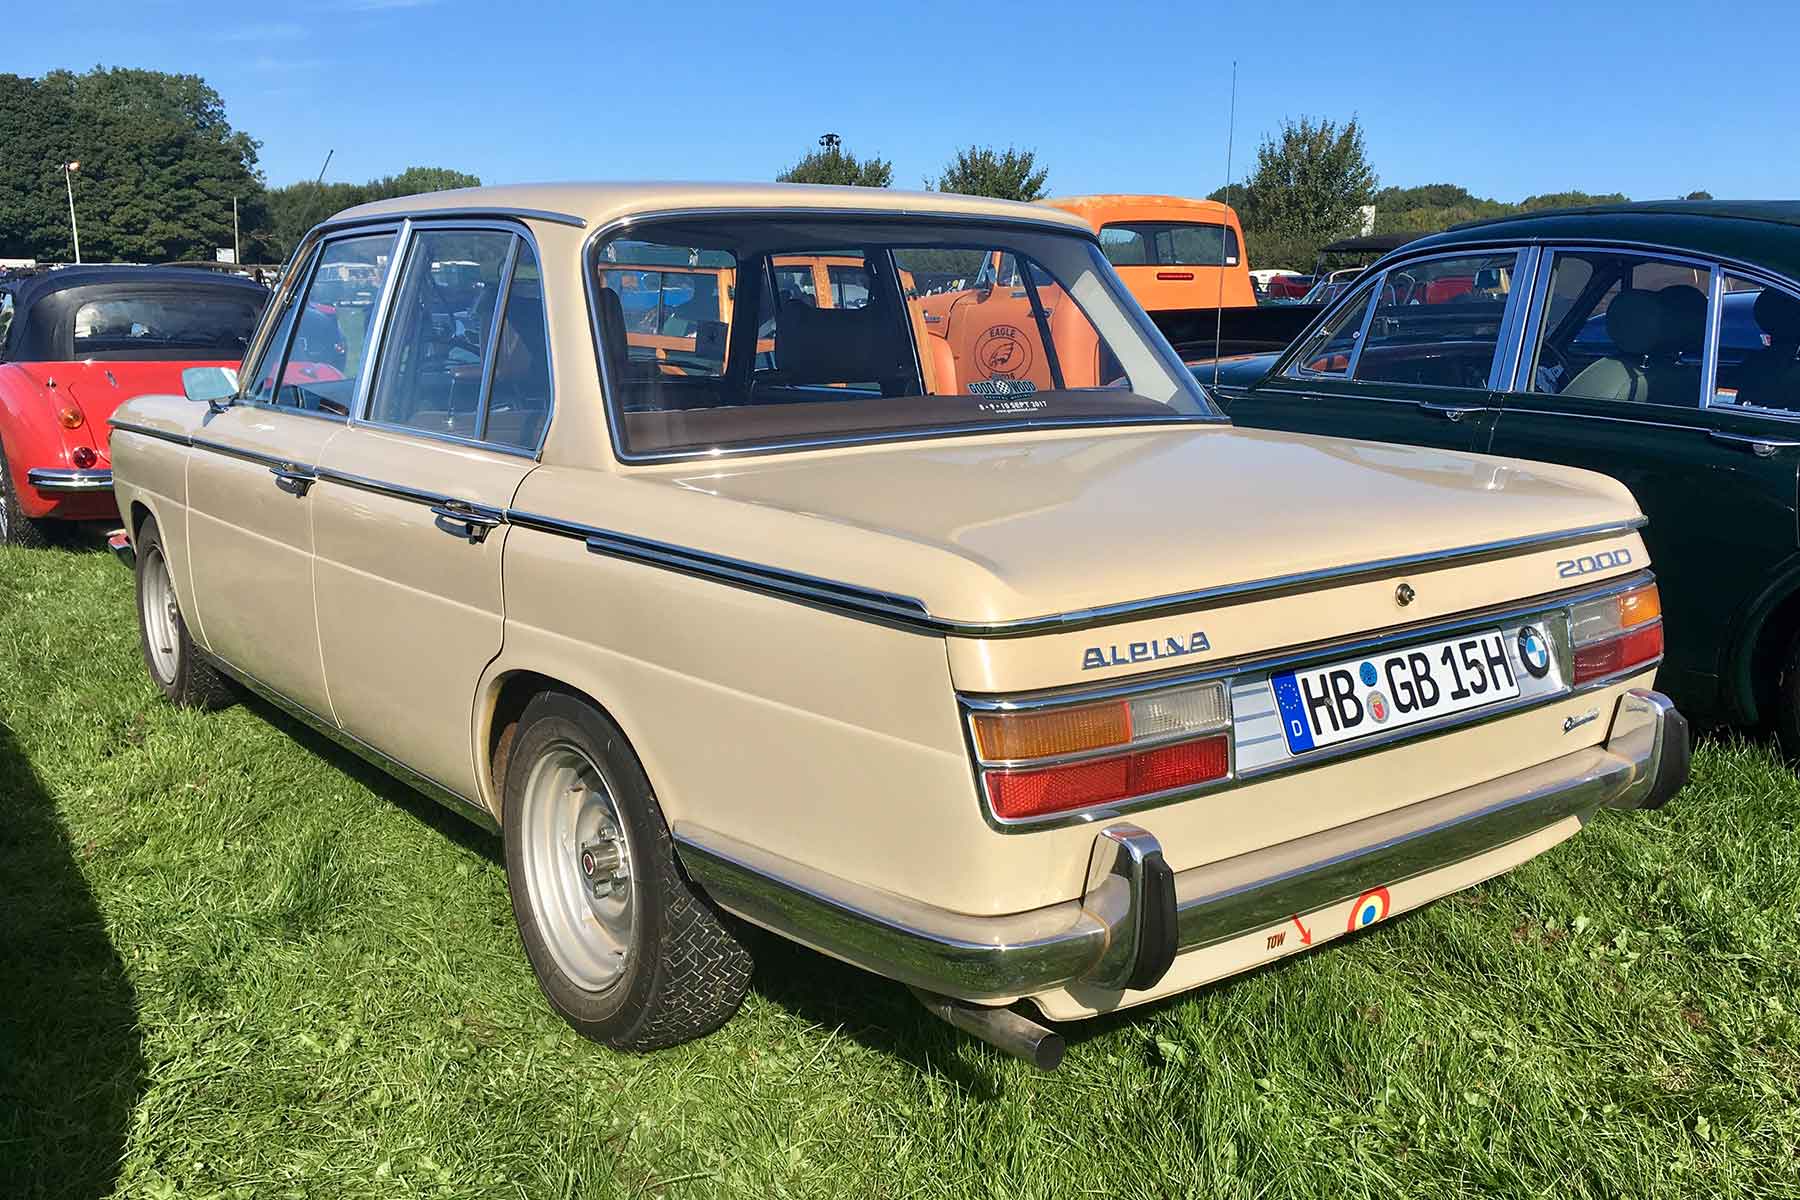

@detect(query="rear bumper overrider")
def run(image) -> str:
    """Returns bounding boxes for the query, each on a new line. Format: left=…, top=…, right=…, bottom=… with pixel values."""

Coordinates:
left=674, top=688, right=1688, bottom=1004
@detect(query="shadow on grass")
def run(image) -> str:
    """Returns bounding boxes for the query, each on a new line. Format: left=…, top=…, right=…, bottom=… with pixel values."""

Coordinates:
left=0, top=721, right=145, bottom=1199
left=238, top=693, right=503, bottom=868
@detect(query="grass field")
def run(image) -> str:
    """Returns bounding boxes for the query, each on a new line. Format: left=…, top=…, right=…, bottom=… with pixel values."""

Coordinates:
left=2, top=540, right=1798, bottom=1199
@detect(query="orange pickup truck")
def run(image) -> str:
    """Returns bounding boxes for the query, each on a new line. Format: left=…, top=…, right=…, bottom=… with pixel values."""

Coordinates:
left=1040, top=194, right=1255, bottom=311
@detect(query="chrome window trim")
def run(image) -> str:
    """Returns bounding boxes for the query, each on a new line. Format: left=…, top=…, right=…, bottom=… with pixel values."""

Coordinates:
left=581, top=207, right=1224, bottom=468
left=1701, top=262, right=1725, bottom=408
left=959, top=570, right=1658, bottom=832
left=236, top=239, right=324, bottom=394
left=350, top=217, right=555, bottom=460
left=1287, top=274, right=1381, bottom=382
left=348, top=219, right=413, bottom=424
left=473, top=235, right=523, bottom=441
left=1704, top=268, right=1800, bottom=419
left=1489, top=246, right=1542, bottom=391
left=306, top=206, right=586, bottom=238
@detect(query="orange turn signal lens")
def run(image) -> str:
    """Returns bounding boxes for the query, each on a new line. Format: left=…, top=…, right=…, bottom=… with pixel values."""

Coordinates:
left=972, top=700, right=1131, bottom=762
left=57, top=405, right=84, bottom=429
left=1619, top=584, right=1661, bottom=628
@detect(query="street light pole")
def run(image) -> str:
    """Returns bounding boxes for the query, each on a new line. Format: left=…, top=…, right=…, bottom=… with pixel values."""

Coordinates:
left=62, top=161, right=82, bottom=264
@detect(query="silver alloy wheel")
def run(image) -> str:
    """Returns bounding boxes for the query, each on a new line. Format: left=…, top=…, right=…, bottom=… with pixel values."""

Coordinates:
left=517, top=741, right=638, bottom=993
left=139, top=545, right=182, bottom=684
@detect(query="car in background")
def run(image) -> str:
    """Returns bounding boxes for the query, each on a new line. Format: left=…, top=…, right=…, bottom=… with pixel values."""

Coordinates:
left=1041, top=194, right=1256, bottom=310
left=1257, top=272, right=1314, bottom=302
left=1197, top=200, right=1800, bottom=752
left=0, top=266, right=266, bottom=544
left=110, top=182, right=1684, bottom=1068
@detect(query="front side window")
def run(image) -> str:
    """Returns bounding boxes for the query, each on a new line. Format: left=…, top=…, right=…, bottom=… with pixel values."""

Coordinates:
left=1100, top=221, right=1240, bottom=268
left=70, top=292, right=261, bottom=359
left=1527, top=250, right=1709, bottom=407
left=1352, top=253, right=1517, bottom=389
left=590, top=216, right=1210, bottom=458
left=259, top=233, right=396, bottom=417
left=1713, top=275, right=1800, bottom=412
left=1287, top=284, right=1375, bottom=378
left=366, top=229, right=513, bottom=437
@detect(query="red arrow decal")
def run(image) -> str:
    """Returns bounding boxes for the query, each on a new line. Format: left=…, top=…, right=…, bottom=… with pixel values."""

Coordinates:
left=1290, top=914, right=1313, bottom=946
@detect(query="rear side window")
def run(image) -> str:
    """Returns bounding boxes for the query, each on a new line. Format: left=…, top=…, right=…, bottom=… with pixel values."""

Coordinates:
left=1713, top=275, right=1800, bottom=413
left=1526, top=250, right=1709, bottom=407
left=1352, top=253, right=1517, bottom=389
left=484, top=243, right=552, bottom=451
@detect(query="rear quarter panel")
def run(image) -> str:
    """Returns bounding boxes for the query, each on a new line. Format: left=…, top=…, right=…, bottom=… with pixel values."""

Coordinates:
left=109, top=395, right=201, bottom=638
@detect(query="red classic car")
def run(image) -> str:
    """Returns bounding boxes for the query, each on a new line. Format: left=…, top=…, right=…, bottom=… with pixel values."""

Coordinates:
left=0, top=266, right=266, bottom=544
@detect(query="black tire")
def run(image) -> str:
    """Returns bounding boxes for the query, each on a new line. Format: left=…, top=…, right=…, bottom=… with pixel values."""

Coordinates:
left=0, top=438, right=53, bottom=549
left=502, top=691, right=752, bottom=1049
left=1775, top=632, right=1800, bottom=763
left=134, top=517, right=235, bottom=710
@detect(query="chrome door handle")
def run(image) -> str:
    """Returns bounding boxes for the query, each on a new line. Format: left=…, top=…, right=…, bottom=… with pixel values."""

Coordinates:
left=1418, top=402, right=1488, bottom=423
left=270, top=466, right=314, bottom=496
left=1708, top=430, right=1800, bottom=457
left=430, top=502, right=503, bottom=544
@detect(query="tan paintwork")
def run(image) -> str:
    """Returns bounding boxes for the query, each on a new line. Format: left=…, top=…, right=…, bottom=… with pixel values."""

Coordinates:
left=109, top=182, right=1666, bottom=1018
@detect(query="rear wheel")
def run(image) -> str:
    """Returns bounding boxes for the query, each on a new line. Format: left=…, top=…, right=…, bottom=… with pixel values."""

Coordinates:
left=1774, top=633, right=1800, bottom=763
left=135, top=517, right=234, bottom=709
left=502, top=691, right=752, bottom=1049
left=0, top=438, right=52, bottom=549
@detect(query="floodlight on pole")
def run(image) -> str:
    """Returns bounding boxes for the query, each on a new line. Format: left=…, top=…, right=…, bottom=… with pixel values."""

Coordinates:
left=62, top=161, right=82, bottom=264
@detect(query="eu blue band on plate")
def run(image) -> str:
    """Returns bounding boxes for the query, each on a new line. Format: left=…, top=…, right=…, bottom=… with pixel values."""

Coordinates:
left=1271, top=671, right=1315, bottom=753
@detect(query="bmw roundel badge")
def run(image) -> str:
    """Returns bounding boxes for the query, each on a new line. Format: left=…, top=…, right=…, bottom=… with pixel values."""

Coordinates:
left=1517, top=625, right=1552, bottom=678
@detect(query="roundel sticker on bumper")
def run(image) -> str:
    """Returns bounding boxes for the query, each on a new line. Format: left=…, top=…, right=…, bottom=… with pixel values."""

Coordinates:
left=1517, top=625, right=1552, bottom=678
left=1348, top=886, right=1392, bottom=931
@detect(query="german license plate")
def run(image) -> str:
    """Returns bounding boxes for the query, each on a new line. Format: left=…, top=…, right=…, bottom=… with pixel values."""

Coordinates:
left=1272, top=629, right=1522, bottom=754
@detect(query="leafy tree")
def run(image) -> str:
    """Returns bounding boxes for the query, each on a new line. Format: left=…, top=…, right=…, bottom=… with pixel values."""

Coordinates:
left=1517, top=190, right=1628, bottom=211
left=261, top=166, right=481, bottom=260
left=1229, top=116, right=1378, bottom=269
left=1684, top=190, right=1714, bottom=201
left=0, top=67, right=265, bottom=263
left=935, top=145, right=1048, bottom=201
left=776, top=134, right=892, bottom=188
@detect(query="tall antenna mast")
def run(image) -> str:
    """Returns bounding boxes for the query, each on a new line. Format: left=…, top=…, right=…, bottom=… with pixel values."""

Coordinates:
left=1212, top=60, right=1238, bottom=389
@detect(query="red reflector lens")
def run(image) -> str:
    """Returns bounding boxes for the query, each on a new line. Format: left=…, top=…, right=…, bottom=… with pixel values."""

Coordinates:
left=1155, top=271, right=1196, bottom=281
left=71, top=445, right=97, bottom=469
left=1573, top=623, right=1664, bottom=684
left=985, top=734, right=1229, bottom=820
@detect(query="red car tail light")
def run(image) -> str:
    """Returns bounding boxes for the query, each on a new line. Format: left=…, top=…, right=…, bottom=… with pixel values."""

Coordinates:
left=57, top=404, right=85, bottom=429
left=71, top=446, right=98, bottom=469
left=1569, top=583, right=1663, bottom=684
left=984, top=735, right=1229, bottom=821
left=969, top=681, right=1231, bottom=822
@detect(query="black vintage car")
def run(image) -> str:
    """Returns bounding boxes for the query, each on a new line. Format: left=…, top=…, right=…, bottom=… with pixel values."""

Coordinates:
left=1198, top=201, right=1800, bottom=749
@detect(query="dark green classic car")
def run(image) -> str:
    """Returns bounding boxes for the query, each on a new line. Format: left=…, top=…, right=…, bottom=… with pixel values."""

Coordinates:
left=1200, top=201, right=1800, bottom=747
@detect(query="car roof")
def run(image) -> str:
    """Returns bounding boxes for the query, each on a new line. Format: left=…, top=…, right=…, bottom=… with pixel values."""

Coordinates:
left=1039, top=194, right=1239, bottom=229
left=2, top=266, right=267, bottom=363
left=1403, top=200, right=1800, bottom=280
left=330, top=181, right=1094, bottom=236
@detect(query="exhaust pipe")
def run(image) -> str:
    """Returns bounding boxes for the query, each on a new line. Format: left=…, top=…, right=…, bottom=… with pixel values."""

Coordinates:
left=912, top=989, right=1065, bottom=1072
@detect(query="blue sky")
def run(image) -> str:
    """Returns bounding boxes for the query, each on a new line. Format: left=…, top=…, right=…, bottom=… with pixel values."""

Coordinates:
left=16, top=0, right=1800, bottom=200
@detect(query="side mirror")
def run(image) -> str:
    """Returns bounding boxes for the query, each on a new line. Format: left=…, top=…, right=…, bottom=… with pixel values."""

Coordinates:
left=182, top=366, right=239, bottom=413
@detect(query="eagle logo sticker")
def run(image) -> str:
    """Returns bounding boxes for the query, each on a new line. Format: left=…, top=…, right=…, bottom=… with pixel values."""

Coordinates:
left=975, top=324, right=1033, bottom=379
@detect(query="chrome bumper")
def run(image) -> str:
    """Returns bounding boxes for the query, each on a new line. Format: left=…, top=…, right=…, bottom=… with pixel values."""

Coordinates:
left=26, top=467, right=114, bottom=493
left=675, top=688, right=1688, bottom=1003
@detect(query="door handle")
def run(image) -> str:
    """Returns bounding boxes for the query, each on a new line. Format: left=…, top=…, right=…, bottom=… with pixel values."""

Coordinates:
left=430, top=502, right=503, bottom=544
left=1418, top=402, right=1489, bottom=423
left=1708, top=430, right=1800, bottom=457
left=270, top=466, right=314, bottom=496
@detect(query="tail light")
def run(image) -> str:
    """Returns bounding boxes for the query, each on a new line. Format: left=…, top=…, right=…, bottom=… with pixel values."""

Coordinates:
left=71, top=446, right=97, bottom=469
left=57, top=404, right=85, bottom=429
left=1569, top=582, right=1663, bottom=684
left=971, top=682, right=1230, bottom=822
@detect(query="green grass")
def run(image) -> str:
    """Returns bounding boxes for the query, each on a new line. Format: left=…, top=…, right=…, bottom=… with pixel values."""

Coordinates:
left=2, top=541, right=1798, bottom=1200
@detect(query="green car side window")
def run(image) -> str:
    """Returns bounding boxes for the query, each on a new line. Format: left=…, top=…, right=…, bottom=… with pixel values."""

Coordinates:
left=1288, top=284, right=1373, bottom=379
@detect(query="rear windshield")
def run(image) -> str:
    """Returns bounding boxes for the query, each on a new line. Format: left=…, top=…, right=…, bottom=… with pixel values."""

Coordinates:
left=72, top=292, right=262, bottom=357
left=1099, top=221, right=1240, bottom=268
left=591, top=215, right=1212, bottom=458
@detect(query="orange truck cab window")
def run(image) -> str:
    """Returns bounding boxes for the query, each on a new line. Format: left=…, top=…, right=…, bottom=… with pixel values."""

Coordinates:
left=1039, top=195, right=1256, bottom=312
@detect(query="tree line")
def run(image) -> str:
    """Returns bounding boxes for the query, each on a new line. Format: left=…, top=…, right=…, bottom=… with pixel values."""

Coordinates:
left=0, top=68, right=1710, bottom=273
